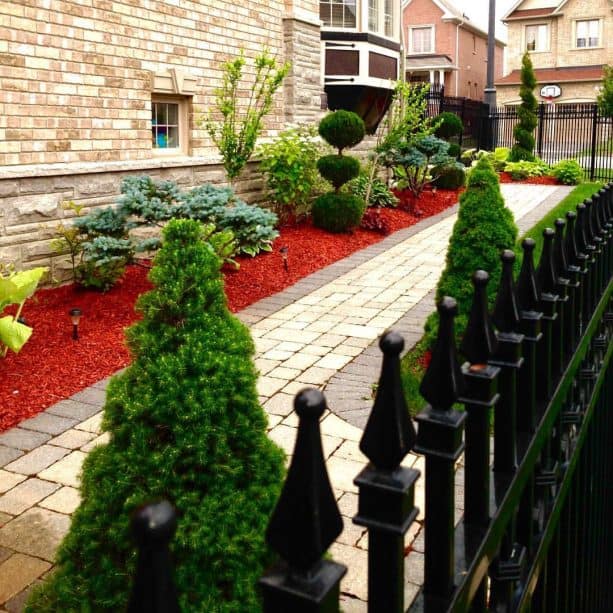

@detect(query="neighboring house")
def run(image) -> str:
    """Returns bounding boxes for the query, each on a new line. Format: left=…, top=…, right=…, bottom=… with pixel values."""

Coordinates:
left=402, top=0, right=505, bottom=100
left=497, top=0, right=613, bottom=105
left=0, top=0, right=401, bottom=277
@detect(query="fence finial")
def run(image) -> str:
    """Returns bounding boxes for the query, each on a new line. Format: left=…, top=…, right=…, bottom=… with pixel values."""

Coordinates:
left=536, top=228, right=557, bottom=294
left=265, top=389, right=343, bottom=572
left=516, top=238, right=540, bottom=311
left=128, top=500, right=180, bottom=613
left=360, top=331, right=416, bottom=470
left=554, top=218, right=568, bottom=276
left=576, top=203, right=589, bottom=253
left=420, top=297, right=465, bottom=410
left=565, top=211, right=580, bottom=266
left=492, top=250, right=521, bottom=332
left=460, top=270, right=497, bottom=364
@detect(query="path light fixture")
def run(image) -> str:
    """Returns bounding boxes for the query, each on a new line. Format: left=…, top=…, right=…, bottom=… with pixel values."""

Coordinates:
left=280, top=246, right=289, bottom=272
left=69, top=308, right=82, bottom=340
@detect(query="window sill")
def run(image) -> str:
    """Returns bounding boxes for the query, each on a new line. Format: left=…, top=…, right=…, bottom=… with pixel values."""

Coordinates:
left=571, top=46, right=603, bottom=51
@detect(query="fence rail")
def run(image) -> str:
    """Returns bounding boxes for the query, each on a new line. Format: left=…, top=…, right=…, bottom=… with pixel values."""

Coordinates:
left=129, top=184, right=613, bottom=612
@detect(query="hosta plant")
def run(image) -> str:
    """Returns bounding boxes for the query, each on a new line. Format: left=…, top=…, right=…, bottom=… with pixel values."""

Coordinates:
left=0, top=265, right=47, bottom=356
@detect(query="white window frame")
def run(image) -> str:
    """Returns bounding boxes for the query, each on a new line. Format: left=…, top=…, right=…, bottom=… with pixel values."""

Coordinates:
left=151, top=96, right=189, bottom=156
left=524, top=23, right=550, bottom=53
left=408, top=25, right=435, bottom=54
left=320, top=0, right=358, bottom=30
left=573, top=18, right=602, bottom=49
left=367, top=0, right=396, bottom=39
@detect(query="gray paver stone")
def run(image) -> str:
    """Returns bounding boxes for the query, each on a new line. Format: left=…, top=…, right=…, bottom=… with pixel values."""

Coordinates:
left=0, top=508, right=70, bottom=561
left=0, top=554, right=50, bottom=605
left=0, top=447, right=23, bottom=468
left=68, top=386, right=106, bottom=407
left=38, top=451, right=87, bottom=488
left=19, top=413, right=77, bottom=436
left=0, top=478, right=60, bottom=515
left=0, top=430, right=51, bottom=452
left=39, top=486, right=81, bottom=514
left=46, top=399, right=102, bottom=421
left=0, top=471, right=26, bottom=494
left=0, top=514, right=10, bottom=528
left=48, top=429, right=96, bottom=450
left=4, top=580, right=42, bottom=613
left=4, top=445, right=69, bottom=476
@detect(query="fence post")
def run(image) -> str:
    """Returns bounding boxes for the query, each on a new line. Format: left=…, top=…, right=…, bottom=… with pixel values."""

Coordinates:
left=458, top=271, right=500, bottom=610
left=536, top=103, right=546, bottom=158
left=576, top=203, right=596, bottom=320
left=597, top=188, right=612, bottom=280
left=553, top=218, right=572, bottom=365
left=585, top=198, right=604, bottom=297
left=415, top=297, right=466, bottom=612
left=567, top=210, right=589, bottom=336
left=128, top=500, right=180, bottom=613
left=260, top=389, right=346, bottom=613
left=589, top=104, right=599, bottom=181
left=353, top=331, right=420, bottom=613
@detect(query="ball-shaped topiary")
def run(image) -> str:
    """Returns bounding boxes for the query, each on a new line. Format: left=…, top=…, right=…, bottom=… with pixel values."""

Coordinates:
left=318, top=110, right=366, bottom=152
left=317, top=155, right=361, bottom=190
left=432, top=164, right=466, bottom=190
left=447, top=143, right=461, bottom=158
left=434, top=112, right=464, bottom=139
left=27, top=219, right=285, bottom=613
left=424, top=156, right=518, bottom=348
left=311, top=192, right=366, bottom=233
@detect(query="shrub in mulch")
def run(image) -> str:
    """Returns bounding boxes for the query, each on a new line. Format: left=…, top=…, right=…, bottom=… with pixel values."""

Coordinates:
left=498, top=172, right=559, bottom=185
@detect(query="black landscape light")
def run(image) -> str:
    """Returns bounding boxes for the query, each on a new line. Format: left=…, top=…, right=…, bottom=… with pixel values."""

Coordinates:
left=69, top=308, right=82, bottom=340
left=280, top=246, right=289, bottom=271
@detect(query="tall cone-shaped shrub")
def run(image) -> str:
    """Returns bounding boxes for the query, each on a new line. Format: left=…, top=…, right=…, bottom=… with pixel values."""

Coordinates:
left=509, top=52, right=538, bottom=162
left=425, top=157, right=518, bottom=346
left=27, top=219, right=285, bottom=612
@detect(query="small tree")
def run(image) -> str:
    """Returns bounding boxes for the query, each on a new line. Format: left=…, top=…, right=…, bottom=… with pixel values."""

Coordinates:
left=202, top=48, right=290, bottom=184
left=27, top=219, right=285, bottom=612
left=509, top=52, right=538, bottom=162
left=424, top=156, right=518, bottom=346
left=597, top=64, right=613, bottom=117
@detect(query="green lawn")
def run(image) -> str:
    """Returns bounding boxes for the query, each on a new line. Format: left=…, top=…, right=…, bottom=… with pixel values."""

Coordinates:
left=400, top=181, right=603, bottom=416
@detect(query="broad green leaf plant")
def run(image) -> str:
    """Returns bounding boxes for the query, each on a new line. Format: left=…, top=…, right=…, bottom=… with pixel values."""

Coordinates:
left=0, top=266, right=47, bottom=356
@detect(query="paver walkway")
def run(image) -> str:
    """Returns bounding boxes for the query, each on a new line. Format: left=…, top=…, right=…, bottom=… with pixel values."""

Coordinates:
left=0, top=184, right=572, bottom=611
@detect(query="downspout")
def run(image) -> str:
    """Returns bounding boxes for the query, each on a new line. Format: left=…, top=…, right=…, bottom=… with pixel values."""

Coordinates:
left=455, top=16, right=465, bottom=96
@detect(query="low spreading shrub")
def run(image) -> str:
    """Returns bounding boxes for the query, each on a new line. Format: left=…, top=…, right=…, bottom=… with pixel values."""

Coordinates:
left=551, top=159, right=583, bottom=185
left=504, top=159, right=550, bottom=181
left=27, top=219, right=285, bottom=612
left=312, top=192, right=365, bottom=233
left=432, top=163, right=466, bottom=189
left=347, top=174, right=398, bottom=208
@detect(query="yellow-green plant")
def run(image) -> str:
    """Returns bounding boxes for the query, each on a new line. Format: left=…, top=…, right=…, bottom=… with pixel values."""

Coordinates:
left=0, top=265, right=48, bottom=356
left=51, top=201, right=86, bottom=284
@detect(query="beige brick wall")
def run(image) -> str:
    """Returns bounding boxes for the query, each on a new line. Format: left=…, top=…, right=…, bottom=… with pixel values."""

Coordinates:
left=497, top=79, right=603, bottom=105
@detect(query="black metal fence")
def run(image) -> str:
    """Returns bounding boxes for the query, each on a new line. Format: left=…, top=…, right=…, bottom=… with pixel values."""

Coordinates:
left=490, top=103, right=613, bottom=182
left=128, top=185, right=613, bottom=612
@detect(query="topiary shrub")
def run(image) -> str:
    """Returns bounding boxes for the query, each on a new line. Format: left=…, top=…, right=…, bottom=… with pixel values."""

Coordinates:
left=424, top=156, right=518, bottom=348
left=313, top=110, right=366, bottom=232
left=318, top=110, right=365, bottom=153
left=551, top=159, right=583, bottom=185
left=432, top=163, right=466, bottom=189
left=311, top=192, right=365, bottom=233
left=509, top=52, right=538, bottom=162
left=27, top=219, right=285, bottom=612
left=447, top=143, right=461, bottom=158
left=317, top=155, right=361, bottom=189
left=434, top=112, right=463, bottom=139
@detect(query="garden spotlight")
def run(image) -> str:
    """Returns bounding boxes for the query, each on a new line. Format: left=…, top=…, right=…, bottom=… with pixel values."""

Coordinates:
left=69, top=308, right=82, bottom=340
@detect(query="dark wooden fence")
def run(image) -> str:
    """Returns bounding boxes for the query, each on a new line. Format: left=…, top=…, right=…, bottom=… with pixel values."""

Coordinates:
left=128, top=184, right=613, bottom=612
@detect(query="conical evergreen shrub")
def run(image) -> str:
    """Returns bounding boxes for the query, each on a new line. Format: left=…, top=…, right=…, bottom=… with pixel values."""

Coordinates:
left=27, top=219, right=285, bottom=612
left=425, top=157, right=518, bottom=347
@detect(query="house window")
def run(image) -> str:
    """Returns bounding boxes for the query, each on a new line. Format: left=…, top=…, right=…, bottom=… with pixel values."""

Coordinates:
left=151, top=98, right=187, bottom=154
left=320, top=0, right=357, bottom=28
left=575, top=19, right=600, bottom=48
left=525, top=24, right=549, bottom=52
left=367, top=0, right=394, bottom=37
left=409, top=26, right=434, bottom=54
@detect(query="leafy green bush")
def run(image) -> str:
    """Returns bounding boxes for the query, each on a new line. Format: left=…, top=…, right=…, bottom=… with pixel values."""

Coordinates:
left=425, top=156, right=518, bottom=347
left=504, top=159, right=550, bottom=180
left=0, top=265, right=47, bottom=356
left=551, top=159, right=583, bottom=185
left=347, top=173, right=398, bottom=208
left=257, top=126, right=326, bottom=222
left=434, top=112, right=463, bottom=139
left=317, top=155, right=360, bottom=189
left=318, top=110, right=365, bottom=152
left=312, top=192, right=366, bottom=233
left=432, top=163, right=466, bottom=189
left=447, top=143, right=461, bottom=158
left=509, top=53, right=538, bottom=162
left=27, top=219, right=285, bottom=612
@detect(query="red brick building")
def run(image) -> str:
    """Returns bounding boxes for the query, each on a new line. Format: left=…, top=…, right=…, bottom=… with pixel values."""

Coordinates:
left=402, top=0, right=505, bottom=99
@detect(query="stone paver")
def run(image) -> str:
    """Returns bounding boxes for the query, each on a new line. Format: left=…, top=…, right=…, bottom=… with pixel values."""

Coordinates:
left=0, top=554, right=50, bottom=604
left=0, top=184, right=572, bottom=610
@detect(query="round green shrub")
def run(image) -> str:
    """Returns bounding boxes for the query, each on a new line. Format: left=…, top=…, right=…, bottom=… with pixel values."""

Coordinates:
left=435, top=112, right=463, bottom=139
left=311, top=192, right=366, bottom=232
left=432, top=164, right=466, bottom=189
left=27, top=219, right=285, bottom=612
left=317, top=155, right=361, bottom=190
left=318, top=110, right=365, bottom=152
left=425, top=156, right=518, bottom=348
left=551, top=159, right=583, bottom=185
left=447, top=143, right=461, bottom=158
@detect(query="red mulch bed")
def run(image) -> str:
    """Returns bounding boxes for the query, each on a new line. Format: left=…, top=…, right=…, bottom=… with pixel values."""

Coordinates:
left=498, top=172, right=560, bottom=185
left=0, top=188, right=460, bottom=432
